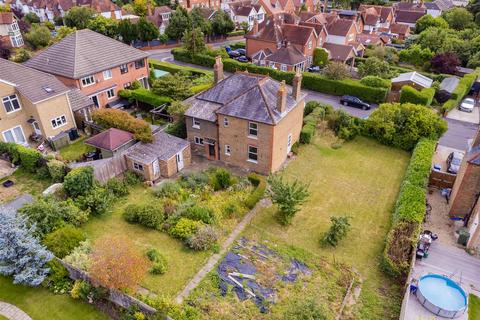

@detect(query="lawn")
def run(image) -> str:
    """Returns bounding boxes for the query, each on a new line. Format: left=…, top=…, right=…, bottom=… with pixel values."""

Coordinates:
left=59, top=137, right=93, bottom=162
left=0, top=168, right=51, bottom=204
left=469, top=294, right=480, bottom=320
left=0, top=276, right=108, bottom=320
left=243, top=134, right=410, bottom=319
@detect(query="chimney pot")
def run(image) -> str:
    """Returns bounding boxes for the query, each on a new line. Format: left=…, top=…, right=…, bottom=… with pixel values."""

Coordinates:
left=214, top=56, right=224, bottom=84
left=277, top=80, right=287, bottom=113
left=292, top=68, right=302, bottom=101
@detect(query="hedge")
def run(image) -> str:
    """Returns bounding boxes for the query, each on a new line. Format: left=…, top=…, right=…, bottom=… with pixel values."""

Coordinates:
left=441, top=73, right=478, bottom=113
left=399, top=85, right=435, bottom=106
left=119, top=88, right=172, bottom=107
left=229, top=42, right=245, bottom=49
left=227, top=30, right=245, bottom=37
left=382, top=139, right=436, bottom=278
left=171, top=48, right=388, bottom=103
left=0, top=142, right=42, bottom=172
left=92, top=108, right=153, bottom=142
left=191, top=83, right=213, bottom=94
left=245, top=173, right=266, bottom=209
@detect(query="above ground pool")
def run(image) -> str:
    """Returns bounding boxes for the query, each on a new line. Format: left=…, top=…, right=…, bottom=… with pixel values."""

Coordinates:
left=416, top=274, right=468, bottom=318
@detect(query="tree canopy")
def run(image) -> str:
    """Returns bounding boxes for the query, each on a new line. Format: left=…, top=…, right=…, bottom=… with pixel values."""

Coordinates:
left=64, top=7, right=95, bottom=29
left=87, top=16, right=118, bottom=38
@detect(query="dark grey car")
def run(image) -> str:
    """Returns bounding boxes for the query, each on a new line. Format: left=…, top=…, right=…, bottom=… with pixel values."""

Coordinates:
left=447, top=151, right=464, bottom=174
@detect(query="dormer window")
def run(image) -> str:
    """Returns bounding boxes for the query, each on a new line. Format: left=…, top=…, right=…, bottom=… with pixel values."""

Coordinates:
left=81, top=75, right=95, bottom=87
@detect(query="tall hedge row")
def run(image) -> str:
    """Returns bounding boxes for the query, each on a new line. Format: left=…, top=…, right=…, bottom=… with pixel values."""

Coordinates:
left=171, top=48, right=388, bottom=103
left=441, top=73, right=478, bottom=113
left=0, top=142, right=42, bottom=172
left=382, top=139, right=436, bottom=278
left=119, top=88, right=172, bottom=107
left=399, top=85, right=435, bottom=106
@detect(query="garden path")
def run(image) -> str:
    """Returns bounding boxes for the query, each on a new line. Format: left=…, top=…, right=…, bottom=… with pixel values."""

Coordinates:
left=174, top=198, right=271, bottom=304
left=0, top=301, right=32, bottom=320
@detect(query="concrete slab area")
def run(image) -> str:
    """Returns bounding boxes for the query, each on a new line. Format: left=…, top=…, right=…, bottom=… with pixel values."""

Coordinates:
left=432, top=145, right=464, bottom=173
left=447, top=106, right=480, bottom=124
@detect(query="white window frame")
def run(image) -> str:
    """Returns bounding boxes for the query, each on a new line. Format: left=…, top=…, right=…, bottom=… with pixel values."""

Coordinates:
left=138, top=77, right=148, bottom=89
left=223, top=117, right=229, bottom=127
left=133, top=162, right=144, bottom=171
left=51, top=115, right=67, bottom=129
left=81, top=75, right=95, bottom=87
left=124, top=82, right=132, bottom=89
left=135, top=59, right=145, bottom=69
left=247, top=145, right=258, bottom=163
left=192, top=117, right=200, bottom=129
left=120, top=64, right=129, bottom=74
left=106, top=88, right=115, bottom=100
left=2, top=94, right=21, bottom=114
left=2, top=125, right=26, bottom=145
left=225, top=144, right=231, bottom=156
left=281, top=64, right=287, bottom=71
left=194, top=136, right=204, bottom=145
left=103, top=69, right=112, bottom=80
left=248, top=122, right=258, bottom=138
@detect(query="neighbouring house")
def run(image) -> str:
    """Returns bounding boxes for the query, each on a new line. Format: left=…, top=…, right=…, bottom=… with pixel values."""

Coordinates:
left=391, top=71, right=433, bottom=91
left=25, top=29, right=149, bottom=115
left=223, top=0, right=266, bottom=31
left=6, top=0, right=122, bottom=22
left=0, top=11, right=23, bottom=48
left=176, top=0, right=221, bottom=10
left=256, top=0, right=282, bottom=16
left=392, top=2, right=426, bottom=29
left=322, top=42, right=358, bottom=65
left=429, top=0, right=454, bottom=16
left=0, top=59, right=79, bottom=145
left=183, top=57, right=305, bottom=175
left=84, top=128, right=135, bottom=159
left=124, top=131, right=191, bottom=181
left=147, top=6, right=172, bottom=34
left=263, top=43, right=309, bottom=71
left=358, top=4, right=394, bottom=34
left=435, top=77, right=459, bottom=103
left=355, top=33, right=388, bottom=47
left=326, top=18, right=358, bottom=45
left=389, top=23, right=410, bottom=40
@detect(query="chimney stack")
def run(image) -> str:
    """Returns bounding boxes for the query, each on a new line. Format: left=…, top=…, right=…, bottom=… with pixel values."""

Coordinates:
left=214, top=56, right=224, bottom=84
left=292, top=68, right=302, bottom=101
left=252, top=18, right=258, bottom=34
left=277, top=80, right=287, bottom=113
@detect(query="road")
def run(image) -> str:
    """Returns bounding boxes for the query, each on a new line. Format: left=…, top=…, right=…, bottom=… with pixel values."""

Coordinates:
left=147, top=48, right=478, bottom=150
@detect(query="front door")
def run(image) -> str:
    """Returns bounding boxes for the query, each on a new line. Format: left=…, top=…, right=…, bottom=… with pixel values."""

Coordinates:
left=208, top=144, right=215, bottom=157
left=91, top=95, right=100, bottom=107
left=32, top=121, right=42, bottom=135
left=176, top=152, right=184, bottom=171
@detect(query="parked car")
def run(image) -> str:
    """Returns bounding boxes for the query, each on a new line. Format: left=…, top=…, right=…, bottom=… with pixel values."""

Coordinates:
left=446, top=151, right=464, bottom=174
left=308, top=65, right=321, bottom=73
left=339, top=95, right=371, bottom=110
left=225, top=46, right=241, bottom=58
left=236, top=48, right=246, bottom=56
left=236, top=56, right=249, bottom=63
left=459, top=98, right=475, bottom=112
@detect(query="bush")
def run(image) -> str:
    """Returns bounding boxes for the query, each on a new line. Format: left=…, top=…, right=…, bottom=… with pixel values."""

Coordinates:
left=43, top=226, right=86, bottom=258
left=153, top=181, right=182, bottom=199
left=209, top=167, right=233, bottom=190
left=227, top=29, right=245, bottom=36
left=92, top=109, right=153, bottom=143
left=322, top=216, right=351, bottom=247
left=327, top=109, right=360, bottom=141
left=179, top=171, right=210, bottom=190
left=47, top=160, right=67, bottom=182
left=245, top=175, right=266, bottom=209
left=247, top=173, right=261, bottom=187
left=399, top=86, right=435, bottom=106
left=75, top=187, right=113, bottom=216
left=123, top=170, right=143, bottom=185
left=183, top=204, right=215, bottom=224
left=63, top=166, right=94, bottom=198
left=146, top=248, right=168, bottom=275
left=360, top=76, right=391, bottom=89
left=63, top=240, right=92, bottom=271
left=119, top=88, right=172, bottom=107
left=123, top=202, right=165, bottom=230
left=186, top=225, right=219, bottom=251
left=169, top=218, right=202, bottom=240
left=18, top=145, right=42, bottom=172
left=43, top=259, right=72, bottom=294
left=105, top=177, right=129, bottom=197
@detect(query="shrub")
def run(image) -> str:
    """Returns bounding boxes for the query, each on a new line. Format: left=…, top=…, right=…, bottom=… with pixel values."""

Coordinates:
left=92, top=109, right=153, bottom=143
left=43, top=259, right=72, bottom=294
left=247, top=173, right=261, bottom=187
left=152, top=181, right=182, bottom=199
left=209, top=167, right=233, bottom=190
left=43, top=226, right=86, bottom=258
left=75, top=187, right=113, bottom=216
left=169, top=218, right=202, bottom=240
left=186, top=225, right=219, bottom=251
left=323, top=62, right=350, bottom=80
left=119, top=88, right=172, bottom=108
left=146, top=248, right=168, bottom=275
left=327, top=109, right=360, bottom=141
left=399, top=86, right=435, bottom=106
left=313, top=48, right=329, bottom=66
left=179, top=171, right=210, bottom=190
left=245, top=175, right=266, bottom=209
left=123, top=170, right=143, bottom=185
left=300, top=124, right=316, bottom=144
left=63, top=240, right=92, bottom=271
left=441, top=72, right=479, bottom=112
left=123, top=202, right=164, bottom=229
left=47, top=160, right=67, bottom=182
left=105, top=177, right=129, bottom=197
left=17, top=145, right=42, bottom=172
left=183, top=204, right=215, bottom=224
left=164, top=119, right=187, bottom=138
left=63, top=166, right=94, bottom=198
left=322, top=216, right=351, bottom=247
left=360, top=76, right=391, bottom=89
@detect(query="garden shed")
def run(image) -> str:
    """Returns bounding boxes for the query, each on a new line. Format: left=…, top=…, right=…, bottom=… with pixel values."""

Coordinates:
left=435, top=77, right=459, bottom=103
left=391, top=72, right=433, bottom=91
left=84, top=128, right=136, bottom=159
left=124, top=131, right=191, bottom=182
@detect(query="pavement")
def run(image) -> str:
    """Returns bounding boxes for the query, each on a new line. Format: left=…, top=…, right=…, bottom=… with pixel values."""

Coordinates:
left=0, top=301, right=32, bottom=320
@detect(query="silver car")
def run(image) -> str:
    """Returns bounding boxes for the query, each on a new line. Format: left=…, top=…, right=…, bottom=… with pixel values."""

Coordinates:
left=459, top=98, right=475, bottom=113
left=447, top=151, right=464, bottom=174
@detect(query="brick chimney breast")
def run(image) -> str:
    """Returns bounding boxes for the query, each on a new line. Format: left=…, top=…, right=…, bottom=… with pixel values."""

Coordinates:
left=292, top=68, right=302, bottom=101
left=214, top=56, right=224, bottom=84
left=252, top=18, right=258, bottom=34
left=277, top=80, right=287, bottom=114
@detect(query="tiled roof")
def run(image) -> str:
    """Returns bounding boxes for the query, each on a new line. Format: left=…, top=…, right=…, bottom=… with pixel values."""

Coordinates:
left=84, top=128, right=134, bottom=151
left=147, top=6, right=171, bottom=27
left=265, top=45, right=307, bottom=65
left=433, top=0, right=454, bottom=11
left=394, top=2, right=425, bottom=11
left=439, top=77, right=459, bottom=94
left=391, top=71, right=433, bottom=88
left=247, top=15, right=313, bottom=46
left=356, top=33, right=385, bottom=46
left=322, top=43, right=356, bottom=62
left=327, top=18, right=354, bottom=36
left=0, top=58, right=70, bottom=103
left=467, top=145, right=480, bottom=165
left=425, top=2, right=440, bottom=10
left=0, top=12, right=13, bottom=24
left=67, top=88, right=93, bottom=111
left=390, top=23, right=410, bottom=34
left=24, top=29, right=148, bottom=79
left=395, top=10, right=425, bottom=24
left=125, top=131, right=189, bottom=163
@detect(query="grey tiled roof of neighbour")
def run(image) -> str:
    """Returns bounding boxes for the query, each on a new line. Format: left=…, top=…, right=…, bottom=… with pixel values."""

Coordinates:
left=0, top=59, right=70, bottom=103
left=24, top=29, right=149, bottom=79
left=125, top=131, right=189, bottom=163
left=185, top=72, right=304, bottom=125
left=468, top=145, right=480, bottom=165
left=67, top=88, right=93, bottom=111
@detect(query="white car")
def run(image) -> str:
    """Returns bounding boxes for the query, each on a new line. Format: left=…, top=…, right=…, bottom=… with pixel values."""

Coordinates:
left=459, top=98, right=475, bottom=112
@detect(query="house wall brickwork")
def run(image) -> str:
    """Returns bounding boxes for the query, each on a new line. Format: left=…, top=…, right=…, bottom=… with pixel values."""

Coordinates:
left=185, top=116, right=219, bottom=157
left=449, top=162, right=480, bottom=217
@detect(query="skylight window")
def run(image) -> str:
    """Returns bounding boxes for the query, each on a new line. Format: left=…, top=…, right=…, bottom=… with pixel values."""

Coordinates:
left=42, top=86, right=54, bottom=93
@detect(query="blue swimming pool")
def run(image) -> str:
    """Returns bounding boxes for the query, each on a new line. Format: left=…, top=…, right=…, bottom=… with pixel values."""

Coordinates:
left=416, top=274, right=467, bottom=318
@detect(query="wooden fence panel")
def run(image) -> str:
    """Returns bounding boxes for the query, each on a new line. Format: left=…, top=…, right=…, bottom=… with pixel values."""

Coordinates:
left=69, top=156, right=128, bottom=184
left=428, top=170, right=456, bottom=189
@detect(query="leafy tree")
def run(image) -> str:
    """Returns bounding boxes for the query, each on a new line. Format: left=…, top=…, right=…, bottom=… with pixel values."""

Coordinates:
left=398, top=44, right=433, bottom=67
left=267, top=175, right=310, bottom=225
left=0, top=208, right=53, bottom=286
left=87, top=16, right=118, bottom=38
left=167, top=101, right=190, bottom=118
left=476, top=12, right=480, bottom=26
left=0, top=4, right=10, bottom=12
left=358, top=57, right=392, bottom=78
left=137, top=17, right=159, bottom=42
left=43, top=226, right=86, bottom=258
left=468, top=51, right=480, bottom=68
left=92, top=108, right=153, bottom=142
left=322, top=62, right=349, bottom=80
left=417, top=27, right=452, bottom=53
left=191, top=7, right=212, bottom=36
left=117, top=19, right=138, bottom=44
left=152, top=72, right=192, bottom=100
left=239, top=21, right=249, bottom=34
left=165, top=7, right=191, bottom=40
left=24, top=12, right=40, bottom=24
left=442, top=7, right=473, bottom=30
left=415, top=14, right=448, bottom=33
left=56, top=26, right=76, bottom=40
left=322, top=216, right=351, bottom=247
left=211, top=10, right=234, bottom=36
left=313, top=48, right=328, bottom=66
left=25, top=24, right=51, bottom=49
left=10, top=48, right=31, bottom=62
left=440, top=36, right=471, bottom=65
left=90, top=235, right=148, bottom=290
left=63, top=166, right=95, bottom=198
left=18, top=197, right=87, bottom=238
left=132, top=0, right=155, bottom=16
left=182, top=27, right=206, bottom=56
left=431, top=52, right=460, bottom=74
left=64, top=7, right=95, bottom=29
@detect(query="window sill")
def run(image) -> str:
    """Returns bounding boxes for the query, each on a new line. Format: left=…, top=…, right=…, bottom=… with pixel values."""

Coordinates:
left=225, top=153, right=231, bottom=156
left=192, top=125, right=200, bottom=129
left=5, top=108, right=21, bottom=115
left=247, top=159, right=258, bottom=164
left=248, top=135, right=258, bottom=140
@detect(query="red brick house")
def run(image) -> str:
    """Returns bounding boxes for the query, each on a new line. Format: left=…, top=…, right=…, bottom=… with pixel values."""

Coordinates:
left=358, top=4, right=394, bottom=34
